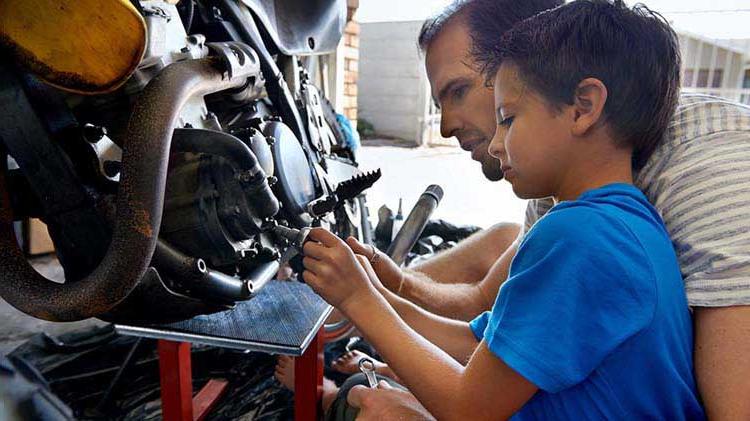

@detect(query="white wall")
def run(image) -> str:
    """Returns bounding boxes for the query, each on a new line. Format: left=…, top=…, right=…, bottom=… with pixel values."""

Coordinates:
left=358, top=21, right=428, bottom=143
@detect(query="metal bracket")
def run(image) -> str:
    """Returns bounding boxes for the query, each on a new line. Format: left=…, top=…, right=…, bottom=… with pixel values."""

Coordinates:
left=207, top=42, right=262, bottom=81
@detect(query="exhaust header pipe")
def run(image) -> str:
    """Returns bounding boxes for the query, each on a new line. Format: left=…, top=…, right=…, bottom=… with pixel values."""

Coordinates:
left=0, top=57, right=251, bottom=321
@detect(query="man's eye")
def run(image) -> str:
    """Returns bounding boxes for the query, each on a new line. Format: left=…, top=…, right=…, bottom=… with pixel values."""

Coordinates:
left=499, top=116, right=515, bottom=127
left=452, top=85, right=467, bottom=101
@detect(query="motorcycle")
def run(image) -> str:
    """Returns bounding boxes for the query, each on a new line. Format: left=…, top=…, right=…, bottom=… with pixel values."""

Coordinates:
left=0, top=0, right=377, bottom=324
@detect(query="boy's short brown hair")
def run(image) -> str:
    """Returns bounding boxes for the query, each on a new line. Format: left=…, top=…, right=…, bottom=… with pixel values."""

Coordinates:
left=470, top=0, right=681, bottom=168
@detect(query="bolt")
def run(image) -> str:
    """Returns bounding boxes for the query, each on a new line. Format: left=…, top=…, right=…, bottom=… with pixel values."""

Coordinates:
left=83, top=124, right=107, bottom=144
left=196, top=259, right=208, bottom=274
left=102, top=160, right=121, bottom=178
left=238, top=171, right=253, bottom=183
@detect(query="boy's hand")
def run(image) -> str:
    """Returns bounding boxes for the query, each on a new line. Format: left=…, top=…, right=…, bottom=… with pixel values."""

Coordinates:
left=302, top=228, right=376, bottom=313
left=345, top=236, right=404, bottom=293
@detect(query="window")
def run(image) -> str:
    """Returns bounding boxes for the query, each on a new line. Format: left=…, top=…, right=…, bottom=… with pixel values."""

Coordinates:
left=683, top=69, right=724, bottom=88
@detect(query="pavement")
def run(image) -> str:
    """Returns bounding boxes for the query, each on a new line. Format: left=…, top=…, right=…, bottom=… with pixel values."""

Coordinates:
left=0, top=141, right=527, bottom=355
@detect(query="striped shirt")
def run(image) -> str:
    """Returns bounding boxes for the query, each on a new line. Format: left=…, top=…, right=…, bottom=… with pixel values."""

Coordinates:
left=524, top=93, right=750, bottom=307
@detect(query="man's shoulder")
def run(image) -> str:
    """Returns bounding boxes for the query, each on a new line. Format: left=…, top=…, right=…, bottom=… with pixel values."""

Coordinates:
left=665, top=93, right=750, bottom=145
left=638, top=93, right=750, bottom=189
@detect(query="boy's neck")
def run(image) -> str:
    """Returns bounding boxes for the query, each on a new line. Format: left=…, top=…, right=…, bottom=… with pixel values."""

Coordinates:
left=553, top=141, right=634, bottom=203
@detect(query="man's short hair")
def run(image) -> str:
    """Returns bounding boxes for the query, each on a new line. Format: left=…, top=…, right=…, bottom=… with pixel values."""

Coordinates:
left=418, top=0, right=470, bottom=53
left=470, top=0, right=681, bottom=168
left=417, top=0, right=562, bottom=54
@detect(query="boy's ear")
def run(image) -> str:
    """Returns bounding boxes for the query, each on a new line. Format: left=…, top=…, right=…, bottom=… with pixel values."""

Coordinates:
left=571, top=78, right=608, bottom=137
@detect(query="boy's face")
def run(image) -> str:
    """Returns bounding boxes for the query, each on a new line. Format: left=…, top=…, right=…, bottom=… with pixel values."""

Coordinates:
left=488, top=64, right=574, bottom=200
left=425, top=19, right=503, bottom=181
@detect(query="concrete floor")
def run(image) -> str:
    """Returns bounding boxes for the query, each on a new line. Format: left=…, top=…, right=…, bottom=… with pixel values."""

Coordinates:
left=0, top=141, right=527, bottom=355
left=358, top=140, right=527, bottom=229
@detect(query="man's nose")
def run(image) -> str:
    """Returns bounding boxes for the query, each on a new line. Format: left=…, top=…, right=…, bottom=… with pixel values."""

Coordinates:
left=439, top=107, right=462, bottom=140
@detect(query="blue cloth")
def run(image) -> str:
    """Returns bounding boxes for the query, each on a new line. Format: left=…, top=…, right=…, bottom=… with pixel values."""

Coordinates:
left=470, top=184, right=705, bottom=420
left=336, top=113, right=360, bottom=151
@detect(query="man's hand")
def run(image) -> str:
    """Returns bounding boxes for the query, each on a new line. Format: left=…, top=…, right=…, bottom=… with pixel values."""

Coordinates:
left=346, top=236, right=404, bottom=293
left=301, top=228, right=377, bottom=313
left=347, top=381, right=436, bottom=421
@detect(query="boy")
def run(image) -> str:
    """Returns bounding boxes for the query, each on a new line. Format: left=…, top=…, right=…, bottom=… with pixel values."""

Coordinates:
left=301, top=1, right=705, bottom=418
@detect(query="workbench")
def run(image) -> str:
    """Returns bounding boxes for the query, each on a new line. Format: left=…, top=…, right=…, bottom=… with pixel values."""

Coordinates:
left=116, top=279, right=332, bottom=421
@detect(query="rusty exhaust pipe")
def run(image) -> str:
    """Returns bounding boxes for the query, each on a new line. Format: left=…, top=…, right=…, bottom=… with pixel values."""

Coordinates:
left=0, top=58, right=247, bottom=321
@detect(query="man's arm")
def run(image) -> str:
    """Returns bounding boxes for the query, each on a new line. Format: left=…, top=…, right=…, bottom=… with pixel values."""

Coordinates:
left=400, top=241, right=518, bottom=320
left=410, top=222, right=520, bottom=284
left=693, top=305, right=750, bottom=420
left=347, top=230, right=519, bottom=320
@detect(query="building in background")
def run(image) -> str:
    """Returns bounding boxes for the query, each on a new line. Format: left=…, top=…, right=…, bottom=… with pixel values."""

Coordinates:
left=357, top=21, right=434, bottom=144
left=358, top=20, right=750, bottom=146
left=315, top=0, right=360, bottom=127
left=679, top=33, right=750, bottom=103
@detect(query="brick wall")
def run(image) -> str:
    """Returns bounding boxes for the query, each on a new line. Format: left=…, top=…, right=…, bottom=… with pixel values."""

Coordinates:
left=343, top=0, right=359, bottom=125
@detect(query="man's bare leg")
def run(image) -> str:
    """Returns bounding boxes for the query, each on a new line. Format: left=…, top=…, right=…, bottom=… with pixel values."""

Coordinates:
left=410, top=222, right=520, bottom=284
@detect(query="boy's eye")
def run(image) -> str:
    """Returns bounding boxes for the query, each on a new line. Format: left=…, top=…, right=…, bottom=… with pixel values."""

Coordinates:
left=499, top=116, right=515, bottom=127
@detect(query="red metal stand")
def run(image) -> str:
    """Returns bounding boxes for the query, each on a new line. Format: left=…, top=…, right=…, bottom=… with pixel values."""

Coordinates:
left=157, top=326, right=325, bottom=421
left=294, top=327, right=325, bottom=421
left=157, top=340, right=229, bottom=421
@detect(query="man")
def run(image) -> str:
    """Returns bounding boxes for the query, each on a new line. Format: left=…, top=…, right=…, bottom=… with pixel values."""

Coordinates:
left=346, top=0, right=750, bottom=419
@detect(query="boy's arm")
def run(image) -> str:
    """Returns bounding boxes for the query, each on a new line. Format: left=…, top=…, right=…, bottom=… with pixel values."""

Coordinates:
left=302, top=228, right=538, bottom=420
left=374, top=277, right=482, bottom=363
left=347, top=289, right=538, bottom=421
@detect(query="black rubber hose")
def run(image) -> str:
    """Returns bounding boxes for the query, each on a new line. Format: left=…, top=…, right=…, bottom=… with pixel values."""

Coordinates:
left=171, top=127, right=280, bottom=219
left=172, top=128, right=264, bottom=174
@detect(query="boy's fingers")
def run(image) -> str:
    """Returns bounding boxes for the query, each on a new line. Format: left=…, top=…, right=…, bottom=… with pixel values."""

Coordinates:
left=302, top=256, right=326, bottom=276
left=308, top=227, right=341, bottom=247
left=302, top=241, right=327, bottom=259
left=302, top=270, right=321, bottom=287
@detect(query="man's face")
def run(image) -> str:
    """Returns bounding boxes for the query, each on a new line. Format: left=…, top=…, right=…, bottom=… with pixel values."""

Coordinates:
left=425, top=19, right=503, bottom=181
left=487, top=64, right=573, bottom=199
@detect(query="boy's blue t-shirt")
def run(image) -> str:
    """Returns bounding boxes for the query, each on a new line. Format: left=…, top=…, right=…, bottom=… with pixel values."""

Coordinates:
left=470, top=184, right=705, bottom=420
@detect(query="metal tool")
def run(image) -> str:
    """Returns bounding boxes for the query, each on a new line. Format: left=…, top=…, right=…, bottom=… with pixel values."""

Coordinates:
left=358, top=357, right=379, bottom=388
left=272, top=225, right=312, bottom=253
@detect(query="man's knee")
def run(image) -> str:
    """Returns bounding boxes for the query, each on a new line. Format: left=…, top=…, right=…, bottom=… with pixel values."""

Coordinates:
left=485, top=222, right=522, bottom=245
left=472, top=222, right=521, bottom=263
